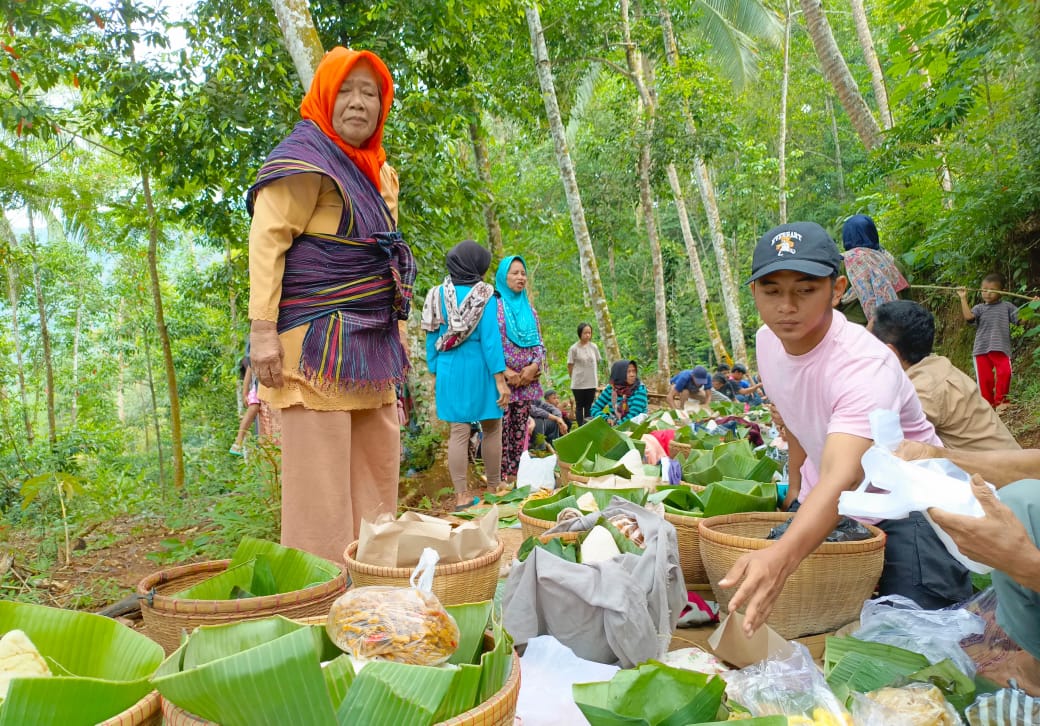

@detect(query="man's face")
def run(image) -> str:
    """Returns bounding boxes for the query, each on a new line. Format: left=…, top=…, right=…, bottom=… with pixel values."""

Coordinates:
left=546, top=393, right=560, bottom=407
left=751, top=270, right=847, bottom=355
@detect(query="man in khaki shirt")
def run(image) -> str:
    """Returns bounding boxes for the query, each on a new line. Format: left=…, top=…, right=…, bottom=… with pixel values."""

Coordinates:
left=872, top=301, right=1019, bottom=451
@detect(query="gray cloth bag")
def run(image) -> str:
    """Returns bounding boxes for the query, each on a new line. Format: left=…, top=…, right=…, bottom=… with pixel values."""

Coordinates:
left=502, top=497, right=687, bottom=668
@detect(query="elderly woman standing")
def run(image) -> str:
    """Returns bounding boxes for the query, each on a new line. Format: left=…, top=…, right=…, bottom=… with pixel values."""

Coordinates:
left=247, top=48, right=415, bottom=563
left=495, top=255, right=546, bottom=481
left=838, top=214, right=908, bottom=325
left=422, top=241, right=510, bottom=509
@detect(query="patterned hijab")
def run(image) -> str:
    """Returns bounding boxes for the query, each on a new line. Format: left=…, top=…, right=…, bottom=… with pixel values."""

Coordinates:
left=299, top=47, right=394, bottom=190
left=495, top=255, right=542, bottom=348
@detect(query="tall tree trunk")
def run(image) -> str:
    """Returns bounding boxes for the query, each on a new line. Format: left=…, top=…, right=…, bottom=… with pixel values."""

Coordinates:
left=904, top=33, right=954, bottom=206
left=141, top=169, right=184, bottom=490
left=799, top=0, right=882, bottom=150
left=526, top=3, right=620, bottom=361
left=825, top=95, right=847, bottom=201
left=71, top=283, right=81, bottom=428
left=468, top=97, right=504, bottom=258
left=778, top=0, right=792, bottom=223
left=116, top=302, right=126, bottom=424
left=621, top=0, right=670, bottom=376
left=268, top=0, right=324, bottom=90
left=665, top=163, right=729, bottom=363
left=141, top=322, right=166, bottom=499
left=659, top=6, right=746, bottom=364
left=0, top=211, right=33, bottom=445
left=226, top=239, right=238, bottom=344
left=26, top=208, right=56, bottom=448
left=848, top=0, right=892, bottom=129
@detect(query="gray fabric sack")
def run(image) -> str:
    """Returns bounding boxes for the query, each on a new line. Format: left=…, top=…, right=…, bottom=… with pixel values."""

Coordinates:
left=502, top=497, right=687, bottom=668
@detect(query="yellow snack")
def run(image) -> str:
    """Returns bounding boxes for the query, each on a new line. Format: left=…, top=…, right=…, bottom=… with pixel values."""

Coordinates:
left=864, top=684, right=959, bottom=725
left=326, top=586, right=459, bottom=666
left=0, top=629, right=52, bottom=699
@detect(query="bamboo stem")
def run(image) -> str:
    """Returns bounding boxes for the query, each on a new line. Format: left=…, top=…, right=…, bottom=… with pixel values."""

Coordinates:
left=909, top=284, right=1039, bottom=303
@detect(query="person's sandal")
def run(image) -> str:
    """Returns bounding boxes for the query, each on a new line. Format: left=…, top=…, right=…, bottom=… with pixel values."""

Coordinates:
left=229, top=444, right=244, bottom=457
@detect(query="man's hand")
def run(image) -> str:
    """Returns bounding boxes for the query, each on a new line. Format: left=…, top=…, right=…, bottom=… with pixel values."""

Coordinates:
left=718, top=546, right=796, bottom=636
left=250, top=321, right=284, bottom=388
left=928, top=474, right=1035, bottom=578
left=554, top=416, right=568, bottom=434
left=894, top=439, right=943, bottom=462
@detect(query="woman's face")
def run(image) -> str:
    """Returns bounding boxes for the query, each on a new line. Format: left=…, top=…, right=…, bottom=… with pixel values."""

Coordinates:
left=580, top=325, right=593, bottom=343
left=626, top=364, right=637, bottom=385
left=506, top=260, right=527, bottom=293
left=332, top=61, right=381, bottom=147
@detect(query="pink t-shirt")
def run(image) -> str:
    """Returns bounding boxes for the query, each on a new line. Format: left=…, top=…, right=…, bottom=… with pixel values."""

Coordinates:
left=757, top=311, right=942, bottom=504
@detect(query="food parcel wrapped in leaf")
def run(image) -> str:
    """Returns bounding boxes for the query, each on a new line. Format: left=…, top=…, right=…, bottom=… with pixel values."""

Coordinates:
left=327, top=549, right=459, bottom=666
left=502, top=498, right=686, bottom=667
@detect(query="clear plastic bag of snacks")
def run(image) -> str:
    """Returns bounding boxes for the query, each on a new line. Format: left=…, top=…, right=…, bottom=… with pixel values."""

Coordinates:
left=326, top=548, right=460, bottom=666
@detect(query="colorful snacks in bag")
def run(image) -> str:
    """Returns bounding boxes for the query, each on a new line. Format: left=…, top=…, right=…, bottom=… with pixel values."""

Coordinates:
left=326, top=548, right=459, bottom=666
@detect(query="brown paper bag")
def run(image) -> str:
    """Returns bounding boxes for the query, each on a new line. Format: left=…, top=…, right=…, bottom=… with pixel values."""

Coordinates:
left=355, top=505, right=499, bottom=568
left=707, top=611, right=794, bottom=668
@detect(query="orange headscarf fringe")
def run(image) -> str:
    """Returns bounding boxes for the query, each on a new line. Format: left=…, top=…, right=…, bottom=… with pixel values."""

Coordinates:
left=299, top=47, right=394, bottom=191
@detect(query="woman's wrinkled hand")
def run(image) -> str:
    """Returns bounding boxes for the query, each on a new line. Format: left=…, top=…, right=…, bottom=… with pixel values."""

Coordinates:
left=250, top=321, right=285, bottom=388
left=518, top=362, right=540, bottom=386
left=504, top=368, right=522, bottom=388
left=496, top=380, right=511, bottom=410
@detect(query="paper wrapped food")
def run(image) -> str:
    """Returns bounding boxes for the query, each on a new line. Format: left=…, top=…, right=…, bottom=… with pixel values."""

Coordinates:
left=860, top=684, right=961, bottom=726
left=326, top=549, right=459, bottom=666
left=0, top=629, right=52, bottom=699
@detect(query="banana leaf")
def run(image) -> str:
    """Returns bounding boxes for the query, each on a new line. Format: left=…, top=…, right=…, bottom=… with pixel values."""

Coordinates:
left=823, top=636, right=929, bottom=676
left=825, top=651, right=912, bottom=704
left=174, top=537, right=340, bottom=599
left=572, top=454, right=634, bottom=478
left=516, top=535, right=580, bottom=563
left=571, top=483, right=648, bottom=510
left=553, top=417, right=633, bottom=464
left=483, top=486, right=531, bottom=504
left=522, top=494, right=580, bottom=522
left=647, top=486, right=705, bottom=516
left=906, top=658, right=976, bottom=713
left=336, top=660, right=457, bottom=726
left=477, top=616, right=514, bottom=704
left=682, top=455, right=723, bottom=487
left=572, top=661, right=726, bottom=726
left=0, top=601, right=164, bottom=726
left=322, top=655, right=356, bottom=709
left=701, top=479, right=777, bottom=517
left=697, top=719, right=787, bottom=725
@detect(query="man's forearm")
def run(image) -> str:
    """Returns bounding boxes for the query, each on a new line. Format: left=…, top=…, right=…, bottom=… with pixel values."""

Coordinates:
left=941, top=448, right=1040, bottom=488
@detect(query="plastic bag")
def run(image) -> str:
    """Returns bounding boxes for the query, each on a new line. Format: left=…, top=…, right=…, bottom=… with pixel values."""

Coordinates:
left=724, top=642, right=847, bottom=721
left=515, top=635, right=620, bottom=726
left=517, top=451, right=558, bottom=490
left=854, top=595, right=985, bottom=678
left=852, top=683, right=964, bottom=725
left=966, top=688, right=1040, bottom=725
left=326, top=548, right=459, bottom=665
left=837, top=409, right=994, bottom=573
left=767, top=516, right=874, bottom=542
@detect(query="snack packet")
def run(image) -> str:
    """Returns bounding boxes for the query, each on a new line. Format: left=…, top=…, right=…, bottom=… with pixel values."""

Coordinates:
left=326, top=548, right=460, bottom=666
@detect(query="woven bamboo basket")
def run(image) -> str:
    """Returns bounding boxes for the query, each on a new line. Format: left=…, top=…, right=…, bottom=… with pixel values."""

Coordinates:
left=668, top=440, right=692, bottom=459
left=556, top=460, right=589, bottom=484
left=343, top=539, right=503, bottom=606
left=661, top=483, right=709, bottom=587
left=98, top=690, right=161, bottom=726
left=699, top=512, right=886, bottom=639
left=160, top=633, right=521, bottom=726
left=519, top=509, right=556, bottom=540
left=137, top=559, right=348, bottom=654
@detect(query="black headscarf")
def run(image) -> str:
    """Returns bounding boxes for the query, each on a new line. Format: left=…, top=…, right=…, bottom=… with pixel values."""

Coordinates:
left=610, top=360, right=639, bottom=397
left=841, top=214, right=881, bottom=251
left=446, top=240, right=492, bottom=285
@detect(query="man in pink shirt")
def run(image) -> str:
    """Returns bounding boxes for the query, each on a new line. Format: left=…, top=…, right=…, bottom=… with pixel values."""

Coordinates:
left=721, top=221, right=971, bottom=636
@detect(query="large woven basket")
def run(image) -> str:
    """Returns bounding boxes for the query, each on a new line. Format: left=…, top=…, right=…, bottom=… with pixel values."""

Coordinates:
left=668, top=440, right=692, bottom=459
left=662, top=482, right=709, bottom=587
left=137, top=559, right=348, bottom=653
left=519, top=509, right=556, bottom=540
left=699, top=512, right=885, bottom=639
left=343, top=539, right=503, bottom=606
left=160, top=633, right=521, bottom=726
left=98, top=690, right=161, bottom=726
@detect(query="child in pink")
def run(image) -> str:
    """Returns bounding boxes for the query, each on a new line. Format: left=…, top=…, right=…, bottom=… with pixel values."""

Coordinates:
left=958, top=273, right=1018, bottom=408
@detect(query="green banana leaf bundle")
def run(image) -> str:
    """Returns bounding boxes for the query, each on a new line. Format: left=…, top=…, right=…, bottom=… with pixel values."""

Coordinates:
left=173, top=537, right=342, bottom=600
left=572, top=660, right=728, bottom=725
left=676, top=440, right=778, bottom=488
left=0, top=601, right=165, bottom=726
left=153, top=601, right=511, bottom=726
left=516, top=516, right=645, bottom=563
left=552, top=417, right=637, bottom=465
left=521, top=484, right=648, bottom=523
left=647, top=479, right=777, bottom=518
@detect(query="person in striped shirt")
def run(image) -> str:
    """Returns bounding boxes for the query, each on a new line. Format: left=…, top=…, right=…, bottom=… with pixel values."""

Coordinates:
left=590, top=360, right=648, bottom=426
left=958, top=273, right=1019, bottom=409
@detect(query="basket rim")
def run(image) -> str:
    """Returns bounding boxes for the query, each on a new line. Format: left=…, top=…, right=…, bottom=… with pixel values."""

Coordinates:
left=136, top=558, right=348, bottom=612
left=518, top=508, right=555, bottom=528
left=698, top=511, right=886, bottom=552
left=435, top=649, right=521, bottom=725
left=343, top=538, right=504, bottom=577
left=98, top=689, right=161, bottom=726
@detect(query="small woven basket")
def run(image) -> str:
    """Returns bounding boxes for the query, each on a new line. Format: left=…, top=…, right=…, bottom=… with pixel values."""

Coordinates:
left=519, top=509, right=555, bottom=540
left=699, top=512, right=886, bottom=639
left=137, top=560, right=348, bottom=654
left=343, top=539, right=504, bottom=606
left=668, top=440, right=692, bottom=459
left=160, top=633, right=521, bottom=726
left=98, top=690, right=161, bottom=726
left=662, top=482, right=709, bottom=586
left=557, top=460, right=589, bottom=484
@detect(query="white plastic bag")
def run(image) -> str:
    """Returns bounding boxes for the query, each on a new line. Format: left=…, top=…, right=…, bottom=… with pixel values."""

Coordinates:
left=854, top=595, right=985, bottom=678
left=516, top=635, right=619, bottom=726
left=517, top=451, right=557, bottom=490
left=837, top=410, right=994, bottom=573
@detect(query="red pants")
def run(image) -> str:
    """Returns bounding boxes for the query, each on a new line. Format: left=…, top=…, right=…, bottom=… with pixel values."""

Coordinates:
left=974, top=351, right=1012, bottom=407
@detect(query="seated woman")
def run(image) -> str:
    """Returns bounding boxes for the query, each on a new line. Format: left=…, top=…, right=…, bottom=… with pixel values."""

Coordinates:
left=590, top=360, right=648, bottom=426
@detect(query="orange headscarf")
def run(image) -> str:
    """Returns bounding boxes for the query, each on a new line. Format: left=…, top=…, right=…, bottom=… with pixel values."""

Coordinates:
left=299, top=47, right=394, bottom=190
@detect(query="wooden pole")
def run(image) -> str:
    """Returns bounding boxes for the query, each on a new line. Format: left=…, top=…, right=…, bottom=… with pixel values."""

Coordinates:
left=909, top=284, right=1039, bottom=303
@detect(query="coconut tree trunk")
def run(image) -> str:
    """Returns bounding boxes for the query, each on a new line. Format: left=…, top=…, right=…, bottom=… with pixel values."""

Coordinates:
left=468, top=98, right=504, bottom=258
left=25, top=208, right=56, bottom=448
left=268, top=0, right=324, bottom=90
left=526, top=3, right=620, bottom=361
left=659, top=8, right=746, bottom=364
left=778, top=0, right=792, bottom=223
left=665, top=163, right=730, bottom=363
left=848, top=0, right=892, bottom=129
left=799, top=0, right=882, bottom=150
left=0, top=211, right=33, bottom=445
left=141, top=168, right=184, bottom=490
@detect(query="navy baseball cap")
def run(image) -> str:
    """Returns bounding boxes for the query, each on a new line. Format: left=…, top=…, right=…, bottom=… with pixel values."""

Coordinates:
left=748, top=221, right=843, bottom=283
left=691, top=365, right=710, bottom=386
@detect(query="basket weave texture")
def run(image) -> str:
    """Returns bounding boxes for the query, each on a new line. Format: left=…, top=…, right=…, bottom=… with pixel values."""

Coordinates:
left=699, top=511, right=886, bottom=639
left=519, top=509, right=555, bottom=540
left=668, top=440, right=692, bottom=459
left=343, top=539, right=504, bottom=606
left=137, top=559, right=348, bottom=654
left=662, top=482, right=708, bottom=587
left=98, top=690, right=161, bottom=726
left=159, top=635, right=520, bottom=726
